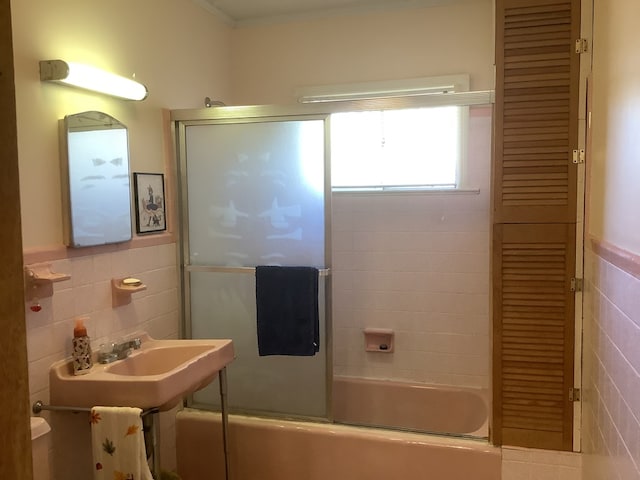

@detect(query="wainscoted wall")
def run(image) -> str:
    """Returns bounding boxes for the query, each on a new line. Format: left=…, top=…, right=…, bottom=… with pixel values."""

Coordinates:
left=331, top=106, right=491, bottom=389
left=24, top=241, right=180, bottom=478
left=11, top=0, right=230, bottom=475
left=582, top=0, right=640, bottom=478
left=582, top=242, right=640, bottom=480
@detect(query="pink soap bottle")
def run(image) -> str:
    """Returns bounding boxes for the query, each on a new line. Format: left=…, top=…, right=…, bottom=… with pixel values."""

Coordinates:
left=72, top=317, right=93, bottom=375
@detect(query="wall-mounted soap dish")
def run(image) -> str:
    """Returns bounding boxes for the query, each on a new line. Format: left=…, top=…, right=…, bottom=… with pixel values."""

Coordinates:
left=363, top=328, right=394, bottom=353
left=24, top=262, right=71, bottom=302
left=111, top=277, right=146, bottom=308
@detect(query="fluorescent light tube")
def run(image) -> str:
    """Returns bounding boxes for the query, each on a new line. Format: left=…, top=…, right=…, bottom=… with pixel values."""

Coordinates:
left=39, top=59, right=148, bottom=101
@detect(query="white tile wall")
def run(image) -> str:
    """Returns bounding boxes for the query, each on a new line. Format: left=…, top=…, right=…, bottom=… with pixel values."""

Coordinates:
left=25, top=242, right=180, bottom=477
left=583, top=246, right=640, bottom=480
left=331, top=106, right=492, bottom=389
left=502, top=447, right=582, bottom=480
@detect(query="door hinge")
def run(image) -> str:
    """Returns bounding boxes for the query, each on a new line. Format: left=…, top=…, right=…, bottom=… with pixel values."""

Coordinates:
left=570, top=277, right=583, bottom=292
left=575, top=38, right=589, bottom=54
left=572, top=149, right=585, bottom=164
left=569, top=388, right=581, bottom=402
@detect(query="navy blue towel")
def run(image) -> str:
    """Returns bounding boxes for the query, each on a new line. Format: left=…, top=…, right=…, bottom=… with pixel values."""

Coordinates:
left=255, top=266, right=319, bottom=356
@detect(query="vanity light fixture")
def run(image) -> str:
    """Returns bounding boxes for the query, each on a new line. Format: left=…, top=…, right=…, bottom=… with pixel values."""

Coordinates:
left=39, top=59, right=148, bottom=101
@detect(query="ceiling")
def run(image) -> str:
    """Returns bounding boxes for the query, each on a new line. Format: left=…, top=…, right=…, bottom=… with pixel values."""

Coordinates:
left=196, top=0, right=479, bottom=26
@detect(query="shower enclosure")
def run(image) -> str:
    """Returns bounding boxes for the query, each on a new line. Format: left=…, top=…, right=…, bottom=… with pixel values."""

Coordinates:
left=174, top=108, right=332, bottom=419
left=172, top=97, right=494, bottom=437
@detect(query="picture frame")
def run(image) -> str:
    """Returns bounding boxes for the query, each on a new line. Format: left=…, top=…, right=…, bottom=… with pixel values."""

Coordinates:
left=133, top=172, right=167, bottom=234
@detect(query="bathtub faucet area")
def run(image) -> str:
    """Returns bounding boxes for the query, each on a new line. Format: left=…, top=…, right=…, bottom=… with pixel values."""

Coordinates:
left=98, top=337, right=142, bottom=363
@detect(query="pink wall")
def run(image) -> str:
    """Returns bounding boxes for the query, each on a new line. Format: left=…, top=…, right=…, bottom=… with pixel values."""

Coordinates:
left=583, top=243, right=640, bottom=480
left=332, top=106, right=492, bottom=388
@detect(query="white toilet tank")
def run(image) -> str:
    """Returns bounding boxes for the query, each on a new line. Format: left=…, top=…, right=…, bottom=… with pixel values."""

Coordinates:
left=30, top=417, right=51, bottom=480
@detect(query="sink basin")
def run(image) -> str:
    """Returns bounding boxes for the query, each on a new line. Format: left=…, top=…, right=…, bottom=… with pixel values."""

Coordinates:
left=49, top=333, right=234, bottom=411
left=105, top=345, right=220, bottom=376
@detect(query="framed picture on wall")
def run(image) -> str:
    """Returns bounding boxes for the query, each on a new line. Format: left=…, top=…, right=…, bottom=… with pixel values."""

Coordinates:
left=133, top=172, right=167, bottom=234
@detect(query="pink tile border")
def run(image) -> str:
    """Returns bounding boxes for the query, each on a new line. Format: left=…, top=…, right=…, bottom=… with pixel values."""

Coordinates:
left=590, top=235, right=640, bottom=280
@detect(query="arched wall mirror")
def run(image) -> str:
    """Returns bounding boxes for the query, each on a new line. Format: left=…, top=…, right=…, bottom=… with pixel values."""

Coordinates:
left=60, top=111, right=133, bottom=247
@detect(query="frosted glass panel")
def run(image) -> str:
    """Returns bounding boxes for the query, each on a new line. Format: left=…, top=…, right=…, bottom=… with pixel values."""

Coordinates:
left=185, top=120, right=325, bottom=267
left=182, top=117, right=328, bottom=418
left=190, top=272, right=327, bottom=417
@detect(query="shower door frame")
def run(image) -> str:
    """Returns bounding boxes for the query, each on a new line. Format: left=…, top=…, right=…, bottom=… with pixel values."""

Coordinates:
left=171, top=95, right=495, bottom=423
left=172, top=105, right=335, bottom=421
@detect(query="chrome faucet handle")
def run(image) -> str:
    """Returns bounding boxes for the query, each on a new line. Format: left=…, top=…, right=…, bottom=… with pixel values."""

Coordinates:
left=98, top=343, right=118, bottom=364
left=98, top=337, right=142, bottom=363
left=116, top=337, right=142, bottom=358
left=97, top=337, right=142, bottom=363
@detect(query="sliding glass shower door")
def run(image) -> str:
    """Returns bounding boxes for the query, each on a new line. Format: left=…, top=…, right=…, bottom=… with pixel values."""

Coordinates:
left=174, top=110, right=330, bottom=419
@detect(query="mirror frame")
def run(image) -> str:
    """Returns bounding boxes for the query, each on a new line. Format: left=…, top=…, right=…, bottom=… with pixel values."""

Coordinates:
left=59, top=111, right=133, bottom=248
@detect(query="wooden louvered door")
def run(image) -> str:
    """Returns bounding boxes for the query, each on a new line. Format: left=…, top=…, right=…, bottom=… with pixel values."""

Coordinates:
left=493, top=0, right=580, bottom=451
left=493, top=224, right=575, bottom=449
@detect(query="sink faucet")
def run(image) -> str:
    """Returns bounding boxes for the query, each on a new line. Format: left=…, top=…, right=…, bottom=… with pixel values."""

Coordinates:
left=98, top=337, right=142, bottom=363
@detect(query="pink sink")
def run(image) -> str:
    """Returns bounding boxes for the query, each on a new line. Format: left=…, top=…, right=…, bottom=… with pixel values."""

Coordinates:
left=49, top=333, right=234, bottom=411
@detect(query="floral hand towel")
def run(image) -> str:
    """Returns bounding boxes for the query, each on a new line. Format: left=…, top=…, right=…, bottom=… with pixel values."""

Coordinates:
left=90, top=406, right=153, bottom=480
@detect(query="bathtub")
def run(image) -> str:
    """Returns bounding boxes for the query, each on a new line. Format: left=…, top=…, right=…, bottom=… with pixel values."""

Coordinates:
left=175, top=410, right=500, bottom=480
left=332, top=376, right=489, bottom=437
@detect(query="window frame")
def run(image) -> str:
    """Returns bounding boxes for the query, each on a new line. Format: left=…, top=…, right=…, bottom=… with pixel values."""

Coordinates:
left=329, top=105, right=468, bottom=193
left=295, top=75, right=491, bottom=193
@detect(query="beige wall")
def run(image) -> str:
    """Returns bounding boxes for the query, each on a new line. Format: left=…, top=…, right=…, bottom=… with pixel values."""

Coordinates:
left=587, top=0, right=640, bottom=253
left=228, top=0, right=494, bottom=105
left=12, top=0, right=231, bottom=249
left=583, top=0, right=640, bottom=479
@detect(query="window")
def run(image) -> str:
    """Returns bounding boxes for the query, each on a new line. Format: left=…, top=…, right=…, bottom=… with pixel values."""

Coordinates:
left=295, top=74, right=492, bottom=192
left=330, top=106, right=463, bottom=191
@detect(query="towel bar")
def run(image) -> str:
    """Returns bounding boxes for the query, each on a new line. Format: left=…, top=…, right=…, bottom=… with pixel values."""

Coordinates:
left=186, top=265, right=331, bottom=276
left=33, top=400, right=161, bottom=476
left=32, top=400, right=159, bottom=417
